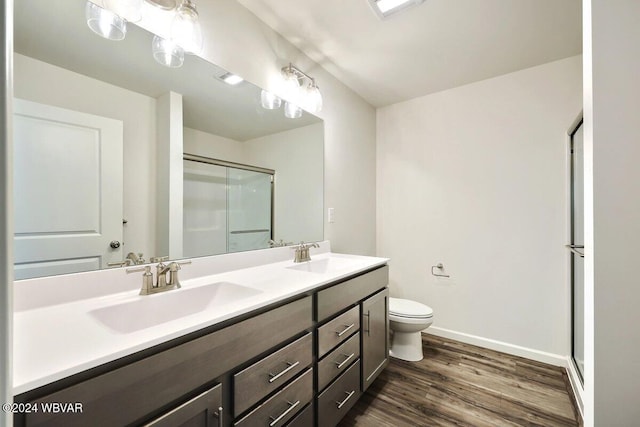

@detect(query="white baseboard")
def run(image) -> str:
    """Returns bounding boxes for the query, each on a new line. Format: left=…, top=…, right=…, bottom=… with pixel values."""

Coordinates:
left=564, top=356, right=585, bottom=419
left=425, top=326, right=567, bottom=367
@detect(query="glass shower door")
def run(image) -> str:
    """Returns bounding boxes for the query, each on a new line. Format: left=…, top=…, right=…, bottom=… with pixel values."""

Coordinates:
left=570, top=121, right=585, bottom=382
left=227, top=168, right=273, bottom=253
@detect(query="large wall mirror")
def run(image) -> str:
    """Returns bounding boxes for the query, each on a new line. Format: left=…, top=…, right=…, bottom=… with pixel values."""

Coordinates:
left=13, top=0, right=324, bottom=280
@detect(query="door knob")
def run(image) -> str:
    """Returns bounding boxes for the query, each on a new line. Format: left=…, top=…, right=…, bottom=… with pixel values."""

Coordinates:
left=110, top=240, right=121, bottom=249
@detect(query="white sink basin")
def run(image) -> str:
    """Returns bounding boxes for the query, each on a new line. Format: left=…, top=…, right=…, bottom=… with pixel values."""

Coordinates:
left=90, top=282, right=261, bottom=333
left=286, top=256, right=355, bottom=274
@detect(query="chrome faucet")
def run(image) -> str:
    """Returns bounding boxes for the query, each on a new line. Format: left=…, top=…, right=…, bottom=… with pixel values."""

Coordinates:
left=127, top=257, right=191, bottom=295
left=126, top=252, right=146, bottom=265
left=292, top=241, right=320, bottom=263
left=268, top=239, right=293, bottom=248
left=107, top=252, right=146, bottom=268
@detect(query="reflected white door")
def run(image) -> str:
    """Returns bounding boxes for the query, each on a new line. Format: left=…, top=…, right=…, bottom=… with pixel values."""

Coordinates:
left=13, top=99, right=123, bottom=279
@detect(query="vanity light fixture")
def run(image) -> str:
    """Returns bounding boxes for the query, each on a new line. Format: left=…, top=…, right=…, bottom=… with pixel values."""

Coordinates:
left=284, top=101, right=303, bottom=119
left=280, top=63, right=323, bottom=114
left=219, top=72, right=244, bottom=85
left=87, top=0, right=204, bottom=68
left=104, top=0, right=143, bottom=22
left=260, top=90, right=282, bottom=109
left=368, top=0, right=425, bottom=19
left=152, top=35, right=184, bottom=67
left=171, top=0, right=204, bottom=55
left=86, top=1, right=127, bottom=41
left=144, top=0, right=177, bottom=10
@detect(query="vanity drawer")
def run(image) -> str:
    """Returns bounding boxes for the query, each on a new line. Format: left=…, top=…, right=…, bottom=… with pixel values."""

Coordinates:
left=317, top=306, right=360, bottom=357
left=234, top=333, right=312, bottom=416
left=234, top=368, right=313, bottom=427
left=285, top=402, right=313, bottom=427
left=316, top=265, right=388, bottom=322
left=317, top=359, right=361, bottom=427
left=317, top=332, right=360, bottom=392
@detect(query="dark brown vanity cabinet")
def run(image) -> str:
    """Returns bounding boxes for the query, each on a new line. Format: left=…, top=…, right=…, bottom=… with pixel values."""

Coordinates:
left=15, top=264, right=389, bottom=427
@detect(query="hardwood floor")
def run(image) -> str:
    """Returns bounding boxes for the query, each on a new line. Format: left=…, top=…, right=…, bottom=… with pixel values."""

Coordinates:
left=340, top=334, right=582, bottom=427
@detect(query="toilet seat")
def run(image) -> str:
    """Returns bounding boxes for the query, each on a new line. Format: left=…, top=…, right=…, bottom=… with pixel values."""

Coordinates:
left=389, top=298, right=433, bottom=319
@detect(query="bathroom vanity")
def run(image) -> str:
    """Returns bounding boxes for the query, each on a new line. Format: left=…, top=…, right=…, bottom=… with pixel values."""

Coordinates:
left=13, top=246, right=389, bottom=427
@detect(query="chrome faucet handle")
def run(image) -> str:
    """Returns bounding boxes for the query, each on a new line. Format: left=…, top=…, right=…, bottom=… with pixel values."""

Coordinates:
left=150, top=256, right=168, bottom=263
left=165, top=260, right=191, bottom=289
left=108, top=260, right=132, bottom=267
left=127, top=265, right=155, bottom=295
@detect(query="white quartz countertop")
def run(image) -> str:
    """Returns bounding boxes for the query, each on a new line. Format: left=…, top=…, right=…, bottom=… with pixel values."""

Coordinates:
left=13, top=247, right=388, bottom=395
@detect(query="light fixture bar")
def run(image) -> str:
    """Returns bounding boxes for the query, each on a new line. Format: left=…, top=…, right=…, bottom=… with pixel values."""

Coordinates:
left=281, top=63, right=315, bottom=84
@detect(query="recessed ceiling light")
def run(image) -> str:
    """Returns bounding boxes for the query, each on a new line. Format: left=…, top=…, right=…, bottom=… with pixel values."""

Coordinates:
left=219, top=72, right=244, bottom=85
left=368, top=0, right=425, bottom=19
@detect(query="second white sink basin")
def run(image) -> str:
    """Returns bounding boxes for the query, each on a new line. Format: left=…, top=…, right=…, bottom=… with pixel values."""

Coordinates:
left=90, top=282, right=261, bottom=333
left=286, top=256, right=355, bottom=274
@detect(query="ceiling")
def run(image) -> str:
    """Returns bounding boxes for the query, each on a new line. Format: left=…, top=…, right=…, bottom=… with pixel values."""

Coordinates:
left=238, top=0, right=583, bottom=107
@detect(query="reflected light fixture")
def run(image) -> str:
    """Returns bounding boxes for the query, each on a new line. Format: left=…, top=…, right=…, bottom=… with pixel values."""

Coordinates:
left=368, top=0, right=425, bottom=19
left=171, top=0, right=204, bottom=55
left=152, top=35, right=184, bottom=68
left=260, top=90, right=282, bottom=110
left=284, top=102, right=302, bottom=119
left=103, top=0, right=143, bottom=22
left=280, top=63, right=323, bottom=114
left=86, top=1, right=127, bottom=41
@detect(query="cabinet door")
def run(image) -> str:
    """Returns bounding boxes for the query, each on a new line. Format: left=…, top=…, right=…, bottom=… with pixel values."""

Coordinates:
left=361, top=288, right=389, bottom=391
left=144, top=384, right=223, bottom=427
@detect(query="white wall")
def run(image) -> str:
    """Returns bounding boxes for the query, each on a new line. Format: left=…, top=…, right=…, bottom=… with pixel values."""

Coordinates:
left=377, top=56, right=582, bottom=358
left=13, top=54, right=157, bottom=260
left=184, top=127, right=248, bottom=164
left=586, top=0, right=640, bottom=425
left=246, top=123, right=324, bottom=244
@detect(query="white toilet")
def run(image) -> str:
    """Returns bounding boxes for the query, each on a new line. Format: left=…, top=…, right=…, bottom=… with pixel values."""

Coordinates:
left=389, top=298, right=434, bottom=362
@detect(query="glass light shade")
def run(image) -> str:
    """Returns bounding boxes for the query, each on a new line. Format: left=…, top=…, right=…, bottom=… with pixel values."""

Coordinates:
left=171, top=0, right=204, bottom=55
left=282, top=71, right=301, bottom=104
left=152, top=35, right=185, bottom=68
left=86, top=1, right=127, bottom=41
left=260, top=90, right=282, bottom=110
left=304, top=83, right=323, bottom=114
left=104, top=0, right=143, bottom=22
left=284, top=102, right=302, bottom=119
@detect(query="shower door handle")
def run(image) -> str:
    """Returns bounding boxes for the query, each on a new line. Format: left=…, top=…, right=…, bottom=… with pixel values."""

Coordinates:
left=565, top=244, right=584, bottom=258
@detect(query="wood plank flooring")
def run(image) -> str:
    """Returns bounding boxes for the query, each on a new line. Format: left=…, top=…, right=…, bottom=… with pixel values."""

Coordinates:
left=340, top=334, right=582, bottom=427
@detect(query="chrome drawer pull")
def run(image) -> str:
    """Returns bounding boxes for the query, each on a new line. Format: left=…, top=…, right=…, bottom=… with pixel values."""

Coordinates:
left=336, top=323, right=355, bottom=337
left=336, top=390, right=356, bottom=409
left=268, top=361, right=300, bottom=383
left=269, top=400, right=300, bottom=426
left=214, top=406, right=223, bottom=427
left=335, top=353, right=355, bottom=370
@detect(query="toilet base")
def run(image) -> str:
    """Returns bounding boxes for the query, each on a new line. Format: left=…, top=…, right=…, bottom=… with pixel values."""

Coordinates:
left=389, top=330, right=424, bottom=362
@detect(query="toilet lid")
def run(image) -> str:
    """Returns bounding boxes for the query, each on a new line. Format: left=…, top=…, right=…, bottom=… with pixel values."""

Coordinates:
left=389, top=298, right=433, bottom=318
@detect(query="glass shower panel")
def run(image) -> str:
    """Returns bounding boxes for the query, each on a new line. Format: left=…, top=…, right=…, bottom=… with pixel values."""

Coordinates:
left=571, top=122, right=585, bottom=382
left=227, top=168, right=272, bottom=253
left=183, top=160, right=228, bottom=257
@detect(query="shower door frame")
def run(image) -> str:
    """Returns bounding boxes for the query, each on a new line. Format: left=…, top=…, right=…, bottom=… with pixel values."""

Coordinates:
left=567, top=116, right=584, bottom=385
left=183, top=153, right=275, bottom=252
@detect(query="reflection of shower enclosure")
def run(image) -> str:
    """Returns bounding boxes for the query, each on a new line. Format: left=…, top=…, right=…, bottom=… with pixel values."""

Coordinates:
left=183, top=155, right=273, bottom=257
